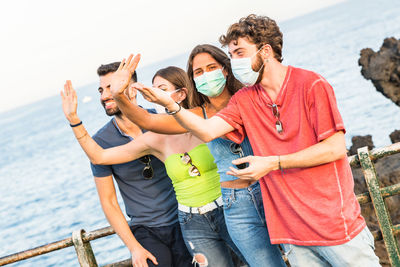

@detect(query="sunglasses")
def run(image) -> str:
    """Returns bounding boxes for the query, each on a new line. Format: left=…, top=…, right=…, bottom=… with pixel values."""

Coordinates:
left=229, top=143, right=247, bottom=169
left=139, top=155, right=154, bottom=179
left=268, top=103, right=283, bottom=134
left=181, top=152, right=201, bottom=177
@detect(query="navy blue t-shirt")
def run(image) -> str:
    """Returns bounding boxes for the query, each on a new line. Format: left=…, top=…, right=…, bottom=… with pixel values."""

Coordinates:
left=90, top=115, right=178, bottom=227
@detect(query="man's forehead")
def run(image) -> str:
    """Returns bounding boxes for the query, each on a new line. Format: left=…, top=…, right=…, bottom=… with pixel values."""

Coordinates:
left=99, top=73, right=114, bottom=87
left=228, top=37, right=255, bottom=52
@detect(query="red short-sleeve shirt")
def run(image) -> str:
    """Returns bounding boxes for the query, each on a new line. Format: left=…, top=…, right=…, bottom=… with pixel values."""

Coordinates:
left=217, top=66, right=365, bottom=246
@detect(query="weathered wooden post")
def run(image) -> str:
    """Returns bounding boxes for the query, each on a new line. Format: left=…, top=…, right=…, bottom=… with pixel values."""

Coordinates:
left=72, top=229, right=98, bottom=267
left=357, top=146, right=400, bottom=266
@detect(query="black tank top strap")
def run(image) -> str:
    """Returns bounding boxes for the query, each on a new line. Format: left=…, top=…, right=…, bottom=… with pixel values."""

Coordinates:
left=201, top=105, right=208, bottom=119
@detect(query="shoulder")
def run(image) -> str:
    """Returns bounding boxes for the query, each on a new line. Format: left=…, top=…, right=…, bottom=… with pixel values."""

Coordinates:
left=291, top=66, right=322, bottom=82
left=230, top=84, right=258, bottom=101
left=141, top=131, right=165, bottom=144
left=93, top=119, right=114, bottom=138
left=290, top=66, right=331, bottom=92
left=188, top=106, right=204, bottom=115
left=92, top=119, right=118, bottom=146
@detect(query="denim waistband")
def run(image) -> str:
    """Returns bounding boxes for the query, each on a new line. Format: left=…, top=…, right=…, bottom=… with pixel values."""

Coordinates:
left=221, top=181, right=259, bottom=194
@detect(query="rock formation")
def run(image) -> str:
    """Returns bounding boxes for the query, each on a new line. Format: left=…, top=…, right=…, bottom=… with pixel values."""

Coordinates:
left=348, top=135, right=375, bottom=155
left=359, top=37, right=400, bottom=106
left=389, top=129, right=400, bottom=144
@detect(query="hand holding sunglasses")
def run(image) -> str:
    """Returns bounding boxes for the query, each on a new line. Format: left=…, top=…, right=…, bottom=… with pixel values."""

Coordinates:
left=229, top=143, right=248, bottom=169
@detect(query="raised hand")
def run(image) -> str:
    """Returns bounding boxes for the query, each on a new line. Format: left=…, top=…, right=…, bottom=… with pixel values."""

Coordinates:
left=110, top=54, right=141, bottom=97
left=60, top=80, right=80, bottom=124
left=134, top=83, right=176, bottom=109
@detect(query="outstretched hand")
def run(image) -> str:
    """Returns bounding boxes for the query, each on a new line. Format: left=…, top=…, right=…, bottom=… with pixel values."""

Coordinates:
left=134, top=83, right=176, bottom=108
left=110, top=54, right=141, bottom=97
left=226, top=155, right=279, bottom=180
left=60, top=80, right=80, bottom=124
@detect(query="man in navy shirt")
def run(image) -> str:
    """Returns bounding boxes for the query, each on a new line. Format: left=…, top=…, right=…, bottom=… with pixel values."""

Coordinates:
left=91, top=62, right=191, bottom=267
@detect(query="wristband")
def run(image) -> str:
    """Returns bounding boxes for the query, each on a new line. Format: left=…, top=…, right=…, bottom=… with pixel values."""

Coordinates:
left=165, top=103, right=181, bottom=115
left=70, top=121, right=82, bottom=127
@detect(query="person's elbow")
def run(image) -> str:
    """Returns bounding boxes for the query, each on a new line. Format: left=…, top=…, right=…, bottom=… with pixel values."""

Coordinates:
left=332, top=143, right=348, bottom=161
left=201, top=132, right=216, bottom=143
left=90, top=156, right=107, bottom=165
left=197, top=117, right=232, bottom=143
left=327, top=131, right=347, bottom=161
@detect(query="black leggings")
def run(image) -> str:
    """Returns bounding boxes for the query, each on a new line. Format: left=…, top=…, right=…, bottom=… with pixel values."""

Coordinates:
left=130, top=222, right=192, bottom=267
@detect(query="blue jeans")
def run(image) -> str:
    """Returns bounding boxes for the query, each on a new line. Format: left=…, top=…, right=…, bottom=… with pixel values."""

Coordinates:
left=281, top=226, right=381, bottom=266
left=178, top=206, right=244, bottom=267
left=222, top=182, right=286, bottom=267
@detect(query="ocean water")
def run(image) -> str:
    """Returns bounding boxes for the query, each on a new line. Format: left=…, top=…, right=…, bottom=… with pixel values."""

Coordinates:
left=1, top=0, right=400, bottom=266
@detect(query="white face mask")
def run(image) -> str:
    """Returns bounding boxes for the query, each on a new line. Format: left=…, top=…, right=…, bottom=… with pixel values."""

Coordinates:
left=153, top=88, right=181, bottom=114
left=165, top=88, right=181, bottom=97
left=230, top=47, right=265, bottom=86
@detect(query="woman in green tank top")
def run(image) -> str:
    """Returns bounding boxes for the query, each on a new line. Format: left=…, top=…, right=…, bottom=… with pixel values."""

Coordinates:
left=61, top=63, right=243, bottom=267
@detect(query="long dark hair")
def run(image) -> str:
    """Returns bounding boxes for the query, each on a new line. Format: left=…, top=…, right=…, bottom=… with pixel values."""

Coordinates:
left=186, top=44, right=243, bottom=108
left=152, top=66, right=193, bottom=109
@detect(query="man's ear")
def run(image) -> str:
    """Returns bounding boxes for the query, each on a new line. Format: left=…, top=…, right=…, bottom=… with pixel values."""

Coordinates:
left=261, top=44, right=273, bottom=60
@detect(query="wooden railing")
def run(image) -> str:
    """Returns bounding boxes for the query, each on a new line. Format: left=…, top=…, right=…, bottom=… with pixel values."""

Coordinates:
left=1, top=143, right=400, bottom=266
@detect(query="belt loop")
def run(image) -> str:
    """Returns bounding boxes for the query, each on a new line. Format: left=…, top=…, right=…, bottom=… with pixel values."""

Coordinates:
left=213, top=200, right=218, bottom=207
left=189, top=207, right=192, bottom=214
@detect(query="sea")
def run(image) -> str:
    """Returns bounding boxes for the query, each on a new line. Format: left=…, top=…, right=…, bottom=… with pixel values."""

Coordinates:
left=1, top=0, right=400, bottom=266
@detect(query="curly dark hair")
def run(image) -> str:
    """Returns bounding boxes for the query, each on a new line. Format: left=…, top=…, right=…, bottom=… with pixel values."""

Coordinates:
left=186, top=44, right=243, bottom=108
left=219, top=14, right=283, bottom=63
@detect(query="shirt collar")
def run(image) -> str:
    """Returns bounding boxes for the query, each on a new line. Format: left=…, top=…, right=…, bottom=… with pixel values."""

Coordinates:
left=112, top=117, right=134, bottom=141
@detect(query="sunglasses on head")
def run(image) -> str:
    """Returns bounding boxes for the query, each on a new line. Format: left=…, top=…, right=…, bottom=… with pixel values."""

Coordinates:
left=229, top=143, right=247, bottom=169
left=139, top=155, right=154, bottom=179
left=181, top=152, right=201, bottom=177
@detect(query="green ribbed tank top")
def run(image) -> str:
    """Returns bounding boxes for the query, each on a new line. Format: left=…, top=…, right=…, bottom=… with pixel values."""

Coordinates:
left=164, top=143, right=221, bottom=207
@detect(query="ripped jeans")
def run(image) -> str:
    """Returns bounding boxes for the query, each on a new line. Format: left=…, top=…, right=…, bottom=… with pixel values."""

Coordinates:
left=178, top=206, right=244, bottom=267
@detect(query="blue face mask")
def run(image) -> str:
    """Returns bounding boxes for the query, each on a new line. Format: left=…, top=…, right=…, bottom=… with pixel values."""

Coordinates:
left=231, top=47, right=264, bottom=86
left=194, top=69, right=226, bottom=97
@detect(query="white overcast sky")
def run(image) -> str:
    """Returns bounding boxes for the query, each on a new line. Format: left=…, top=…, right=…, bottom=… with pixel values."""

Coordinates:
left=0, top=0, right=345, bottom=113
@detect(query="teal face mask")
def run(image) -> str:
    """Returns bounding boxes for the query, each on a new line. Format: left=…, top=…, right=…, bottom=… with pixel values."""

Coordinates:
left=194, top=69, right=226, bottom=97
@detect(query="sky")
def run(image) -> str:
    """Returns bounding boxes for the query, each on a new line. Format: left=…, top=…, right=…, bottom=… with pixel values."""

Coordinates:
left=0, top=0, right=345, bottom=113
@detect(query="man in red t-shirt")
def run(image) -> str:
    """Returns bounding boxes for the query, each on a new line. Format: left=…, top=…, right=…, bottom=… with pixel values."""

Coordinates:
left=141, top=14, right=381, bottom=266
